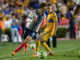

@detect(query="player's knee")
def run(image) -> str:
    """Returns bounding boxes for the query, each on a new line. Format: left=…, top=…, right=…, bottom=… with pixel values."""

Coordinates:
left=28, top=36, right=32, bottom=40
left=25, top=36, right=32, bottom=41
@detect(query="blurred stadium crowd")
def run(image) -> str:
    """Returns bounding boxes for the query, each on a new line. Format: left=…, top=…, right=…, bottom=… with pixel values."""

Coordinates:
left=0, top=0, right=80, bottom=43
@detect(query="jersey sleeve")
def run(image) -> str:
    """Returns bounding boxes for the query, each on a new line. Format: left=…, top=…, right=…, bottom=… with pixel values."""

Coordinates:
left=53, top=12, right=58, bottom=22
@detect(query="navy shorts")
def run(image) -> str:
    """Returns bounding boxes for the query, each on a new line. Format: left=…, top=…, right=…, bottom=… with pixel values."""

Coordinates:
left=23, top=27, right=37, bottom=39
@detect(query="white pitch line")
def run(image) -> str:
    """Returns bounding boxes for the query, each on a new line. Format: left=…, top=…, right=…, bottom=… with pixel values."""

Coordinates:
left=54, top=47, right=79, bottom=52
left=3, top=55, right=30, bottom=60
left=0, top=47, right=80, bottom=60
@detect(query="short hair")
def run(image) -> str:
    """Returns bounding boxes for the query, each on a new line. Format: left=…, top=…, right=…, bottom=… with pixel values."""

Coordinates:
left=39, top=3, right=46, bottom=9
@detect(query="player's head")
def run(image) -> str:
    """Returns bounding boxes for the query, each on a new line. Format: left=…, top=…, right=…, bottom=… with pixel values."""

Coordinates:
left=49, top=7, right=53, bottom=14
left=38, top=3, right=46, bottom=14
left=51, top=4, right=57, bottom=11
left=38, top=8, right=44, bottom=15
left=45, top=6, right=50, bottom=13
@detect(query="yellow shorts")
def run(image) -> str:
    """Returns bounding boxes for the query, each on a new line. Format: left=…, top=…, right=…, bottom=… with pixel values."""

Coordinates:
left=41, top=31, right=51, bottom=42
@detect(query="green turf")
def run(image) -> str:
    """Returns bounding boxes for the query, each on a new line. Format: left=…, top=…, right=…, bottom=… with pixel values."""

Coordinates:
left=0, top=40, right=80, bottom=60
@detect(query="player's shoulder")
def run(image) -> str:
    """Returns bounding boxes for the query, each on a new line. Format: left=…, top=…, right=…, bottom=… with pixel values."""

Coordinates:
left=53, top=12, right=58, bottom=18
left=48, top=13, right=53, bottom=17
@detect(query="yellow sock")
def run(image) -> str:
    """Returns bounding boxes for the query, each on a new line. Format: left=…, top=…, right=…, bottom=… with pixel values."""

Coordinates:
left=41, top=42, right=50, bottom=52
left=36, top=40, right=40, bottom=52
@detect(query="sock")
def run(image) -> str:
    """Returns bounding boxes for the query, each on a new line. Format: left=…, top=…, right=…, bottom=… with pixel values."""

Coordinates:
left=36, top=40, right=40, bottom=52
left=14, top=42, right=25, bottom=53
left=25, top=43, right=29, bottom=48
left=41, top=42, right=50, bottom=52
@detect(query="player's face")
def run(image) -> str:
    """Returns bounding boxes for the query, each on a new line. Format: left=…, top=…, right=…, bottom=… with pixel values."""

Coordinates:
left=49, top=8, right=53, bottom=13
left=38, top=9, right=43, bottom=15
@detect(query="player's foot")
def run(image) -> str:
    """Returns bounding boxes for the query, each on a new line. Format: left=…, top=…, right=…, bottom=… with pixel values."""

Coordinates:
left=48, top=52, right=54, bottom=56
left=32, top=53, right=39, bottom=57
left=24, top=47, right=28, bottom=53
left=24, top=44, right=29, bottom=53
left=11, top=52, right=15, bottom=56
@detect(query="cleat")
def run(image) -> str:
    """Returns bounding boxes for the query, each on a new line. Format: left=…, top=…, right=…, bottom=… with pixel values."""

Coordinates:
left=24, top=47, right=28, bottom=53
left=24, top=44, right=29, bottom=53
left=48, top=52, right=54, bottom=56
left=11, top=52, right=15, bottom=56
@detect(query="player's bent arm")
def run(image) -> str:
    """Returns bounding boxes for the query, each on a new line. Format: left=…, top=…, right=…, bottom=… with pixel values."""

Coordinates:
left=51, top=15, right=58, bottom=36
left=51, top=20, right=58, bottom=36
left=54, top=12, right=58, bottom=31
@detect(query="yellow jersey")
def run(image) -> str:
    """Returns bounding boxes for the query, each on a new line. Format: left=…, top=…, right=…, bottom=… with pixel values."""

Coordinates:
left=46, top=12, right=58, bottom=26
left=44, top=12, right=58, bottom=34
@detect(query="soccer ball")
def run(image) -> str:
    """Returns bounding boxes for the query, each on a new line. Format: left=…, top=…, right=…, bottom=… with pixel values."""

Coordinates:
left=30, top=43, right=36, bottom=49
left=39, top=51, right=47, bottom=59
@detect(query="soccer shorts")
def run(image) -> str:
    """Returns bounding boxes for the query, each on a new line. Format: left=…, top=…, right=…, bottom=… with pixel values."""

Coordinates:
left=23, top=27, right=37, bottom=39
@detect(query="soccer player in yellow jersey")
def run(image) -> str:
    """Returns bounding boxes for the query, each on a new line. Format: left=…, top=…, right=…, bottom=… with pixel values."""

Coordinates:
left=33, top=8, right=58, bottom=56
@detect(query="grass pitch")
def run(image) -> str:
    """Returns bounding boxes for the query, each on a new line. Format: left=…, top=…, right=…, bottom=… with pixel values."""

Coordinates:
left=0, top=40, right=80, bottom=60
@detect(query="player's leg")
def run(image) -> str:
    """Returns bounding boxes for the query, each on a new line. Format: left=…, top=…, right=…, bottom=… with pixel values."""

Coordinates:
left=11, top=36, right=30, bottom=56
left=11, top=28, right=27, bottom=56
left=32, top=31, right=54, bottom=57
left=24, top=31, right=37, bottom=53
left=11, top=28, right=31, bottom=56
left=41, top=41, right=54, bottom=55
left=32, top=40, right=40, bottom=57
left=41, top=31, right=54, bottom=55
left=36, top=40, right=40, bottom=53
left=23, top=36, right=32, bottom=53
left=24, top=42, right=29, bottom=53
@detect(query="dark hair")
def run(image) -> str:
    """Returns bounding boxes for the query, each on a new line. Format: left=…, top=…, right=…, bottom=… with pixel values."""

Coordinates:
left=11, top=13, right=16, bottom=16
left=39, top=3, right=46, bottom=9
